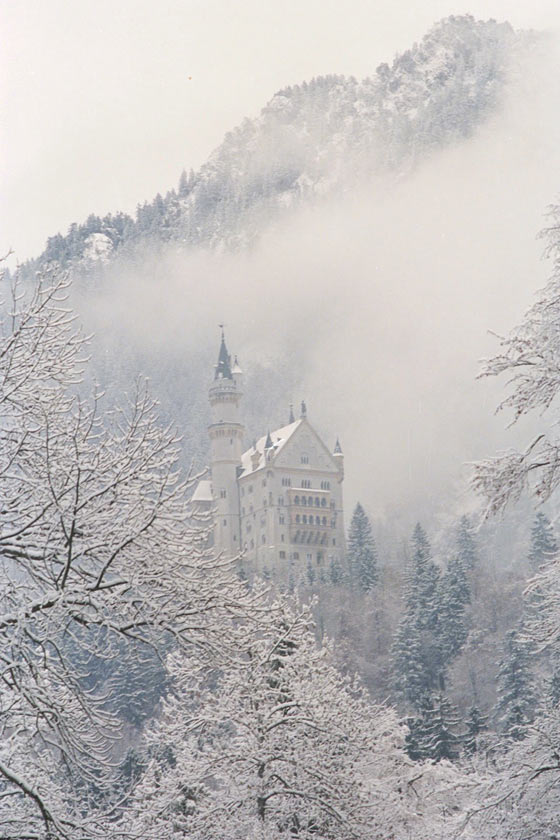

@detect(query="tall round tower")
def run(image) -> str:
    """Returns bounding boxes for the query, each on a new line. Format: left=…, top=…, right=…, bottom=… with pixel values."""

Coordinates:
left=208, top=330, right=244, bottom=557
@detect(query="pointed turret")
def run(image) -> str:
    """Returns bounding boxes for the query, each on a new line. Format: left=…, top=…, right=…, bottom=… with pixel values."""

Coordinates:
left=215, top=328, right=233, bottom=380
left=301, top=400, right=307, bottom=418
left=333, top=437, right=344, bottom=479
left=289, top=404, right=295, bottom=424
left=265, top=431, right=274, bottom=450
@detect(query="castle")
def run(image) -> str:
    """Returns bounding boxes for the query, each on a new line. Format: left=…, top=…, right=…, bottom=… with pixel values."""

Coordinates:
left=192, top=331, right=346, bottom=578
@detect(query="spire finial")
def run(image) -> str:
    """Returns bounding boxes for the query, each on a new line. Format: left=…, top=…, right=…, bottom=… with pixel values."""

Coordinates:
left=334, top=437, right=343, bottom=454
left=289, top=403, right=295, bottom=423
left=301, top=400, right=307, bottom=418
left=265, top=430, right=274, bottom=449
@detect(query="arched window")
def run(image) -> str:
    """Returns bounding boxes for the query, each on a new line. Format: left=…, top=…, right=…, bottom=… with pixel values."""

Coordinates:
left=303, top=515, right=307, bottom=524
left=315, top=497, right=320, bottom=507
left=315, top=516, right=320, bottom=525
left=308, top=496, right=313, bottom=506
left=296, top=514, right=300, bottom=523
left=321, top=498, right=326, bottom=507
left=302, top=497, right=307, bottom=506
left=322, top=516, right=327, bottom=525
left=294, top=495, right=300, bottom=505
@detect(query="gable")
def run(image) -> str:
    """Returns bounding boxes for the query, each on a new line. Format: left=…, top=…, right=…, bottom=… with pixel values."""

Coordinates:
left=273, top=420, right=338, bottom=473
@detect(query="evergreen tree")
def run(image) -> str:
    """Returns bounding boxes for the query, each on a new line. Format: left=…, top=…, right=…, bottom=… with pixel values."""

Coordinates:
left=456, top=515, right=478, bottom=571
left=407, top=522, right=440, bottom=631
left=422, top=693, right=462, bottom=762
left=347, top=502, right=378, bottom=591
left=329, top=555, right=344, bottom=585
left=528, top=511, right=557, bottom=572
left=392, top=524, right=444, bottom=709
left=438, top=555, right=470, bottom=662
left=463, top=705, right=487, bottom=755
left=495, top=629, right=537, bottom=740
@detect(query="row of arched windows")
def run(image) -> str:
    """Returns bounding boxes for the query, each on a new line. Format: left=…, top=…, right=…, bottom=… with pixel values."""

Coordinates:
left=293, top=495, right=327, bottom=508
left=295, top=514, right=328, bottom=526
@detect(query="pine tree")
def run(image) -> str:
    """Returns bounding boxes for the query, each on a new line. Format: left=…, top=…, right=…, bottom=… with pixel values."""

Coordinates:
left=463, top=705, right=487, bottom=755
left=495, top=629, right=537, bottom=740
left=457, top=515, right=478, bottom=571
left=347, top=502, right=378, bottom=592
left=438, top=555, right=470, bottom=662
left=392, top=524, right=445, bottom=710
left=422, top=693, right=462, bottom=762
left=528, top=511, right=557, bottom=572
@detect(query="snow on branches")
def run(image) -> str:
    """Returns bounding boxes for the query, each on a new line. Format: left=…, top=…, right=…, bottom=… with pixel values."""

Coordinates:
left=473, top=204, right=560, bottom=514
left=0, top=263, right=263, bottom=837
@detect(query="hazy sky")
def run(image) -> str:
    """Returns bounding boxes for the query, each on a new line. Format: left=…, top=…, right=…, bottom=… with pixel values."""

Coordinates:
left=2, top=0, right=560, bottom=262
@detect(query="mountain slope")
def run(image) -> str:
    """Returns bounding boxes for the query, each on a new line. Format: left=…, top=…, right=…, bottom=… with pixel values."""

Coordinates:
left=31, top=15, right=533, bottom=273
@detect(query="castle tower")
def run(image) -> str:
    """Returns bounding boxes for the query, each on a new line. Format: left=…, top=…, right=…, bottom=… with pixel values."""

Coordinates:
left=208, top=329, right=244, bottom=556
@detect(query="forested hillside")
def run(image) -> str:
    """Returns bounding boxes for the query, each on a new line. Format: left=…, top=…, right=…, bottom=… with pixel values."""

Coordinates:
left=24, top=15, right=532, bottom=274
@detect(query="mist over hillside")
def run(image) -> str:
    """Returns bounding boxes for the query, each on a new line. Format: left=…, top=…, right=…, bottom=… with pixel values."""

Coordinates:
left=19, top=14, right=558, bottom=529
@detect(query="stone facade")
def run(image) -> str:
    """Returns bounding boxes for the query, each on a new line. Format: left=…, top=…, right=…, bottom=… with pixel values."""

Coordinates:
left=192, top=333, right=345, bottom=580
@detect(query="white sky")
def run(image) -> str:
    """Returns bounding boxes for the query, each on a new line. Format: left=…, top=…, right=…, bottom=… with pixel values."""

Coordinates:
left=2, top=0, right=559, bottom=262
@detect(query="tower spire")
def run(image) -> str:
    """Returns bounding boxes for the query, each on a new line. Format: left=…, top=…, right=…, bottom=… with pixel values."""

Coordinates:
left=215, top=325, right=232, bottom=380
left=289, top=403, right=295, bottom=423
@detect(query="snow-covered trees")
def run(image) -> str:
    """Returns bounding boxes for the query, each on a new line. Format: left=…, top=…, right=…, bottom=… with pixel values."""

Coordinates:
left=0, top=264, right=261, bottom=837
left=346, top=502, right=378, bottom=592
left=493, top=629, right=537, bottom=740
left=473, top=204, right=560, bottom=514
left=392, top=524, right=442, bottom=709
left=123, top=603, right=415, bottom=840
left=528, top=511, right=557, bottom=571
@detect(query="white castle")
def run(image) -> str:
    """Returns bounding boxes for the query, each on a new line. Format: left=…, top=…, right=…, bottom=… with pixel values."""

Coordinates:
left=192, top=331, right=346, bottom=578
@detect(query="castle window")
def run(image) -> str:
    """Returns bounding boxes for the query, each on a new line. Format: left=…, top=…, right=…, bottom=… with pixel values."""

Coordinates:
left=301, top=454, right=309, bottom=464
left=292, top=552, right=300, bottom=560
left=262, top=479, right=266, bottom=487
left=248, top=485, right=253, bottom=494
left=279, top=515, right=285, bottom=524
left=317, top=552, right=323, bottom=564
left=223, top=519, right=227, bottom=526
left=322, top=516, right=327, bottom=525
left=282, top=477, right=291, bottom=487
left=301, top=497, right=307, bottom=506
left=308, top=496, right=313, bottom=506
left=332, top=538, right=336, bottom=545
left=267, top=470, right=273, bottom=478
left=321, top=498, right=327, bottom=507
left=294, top=495, right=300, bottom=505
left=279, top=550, right=286, bottom=559
left=321, top=481, right=330, bottom=490
left=301, top=479, right=311, bottom=489
left=220, top=489, right=227, bottom=499
left=315, top=497, right=320, bottom=507
left=296, top=515, right=300, bottom=523
left=315, top=516, right=320, bottom=525
left=250, top=539, right=254, bottom=549
left=278, top=496, right=284, bottom=506
left=281, top=534, right=285, bottom=542
left=261, top=535, right=266, bottom=545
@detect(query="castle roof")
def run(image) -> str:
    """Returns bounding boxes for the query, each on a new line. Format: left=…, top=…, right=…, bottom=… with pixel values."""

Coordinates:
left=239, top=419, right=302, bottom=478
left=191, top=479, right=213, bottom=503
left=215, top=331, right=233, bottom=380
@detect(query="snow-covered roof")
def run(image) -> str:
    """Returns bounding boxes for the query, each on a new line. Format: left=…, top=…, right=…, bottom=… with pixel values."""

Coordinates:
left=239, top=419, right=303, bottom=478
left=191, top=479, right=213, bottom=503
